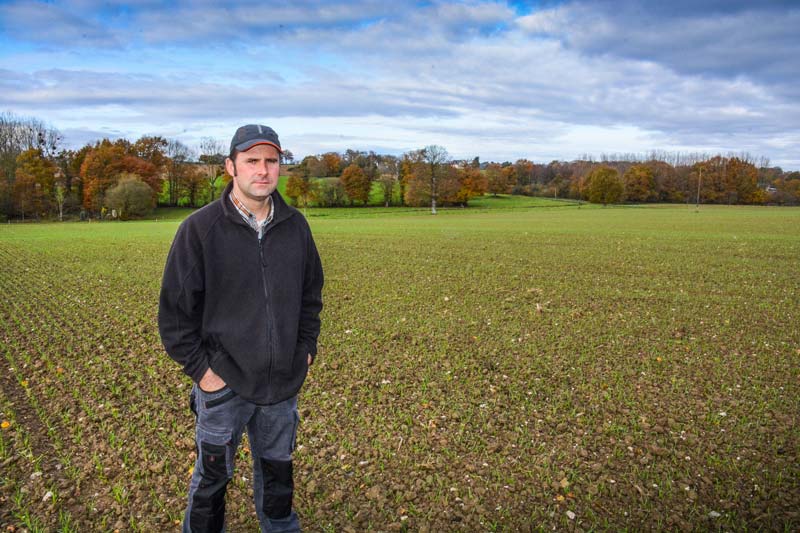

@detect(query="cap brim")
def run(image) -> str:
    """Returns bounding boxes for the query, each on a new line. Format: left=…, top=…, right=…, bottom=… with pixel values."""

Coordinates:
left=235, top=140, right=283, bottom=154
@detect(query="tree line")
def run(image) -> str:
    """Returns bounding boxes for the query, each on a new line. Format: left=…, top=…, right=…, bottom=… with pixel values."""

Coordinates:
left=1, top=112, right=232, bottom=220
left=2, top=111, right=799, bottom=221
left=281, top=148, right=800, bottom=210
left=285, top=145, right=490, bottom=212
left=511, top=154, right=799, bottom=207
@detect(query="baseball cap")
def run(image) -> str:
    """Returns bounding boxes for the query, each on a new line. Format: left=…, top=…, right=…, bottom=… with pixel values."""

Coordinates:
left=229, top=124, right=283, bottom=156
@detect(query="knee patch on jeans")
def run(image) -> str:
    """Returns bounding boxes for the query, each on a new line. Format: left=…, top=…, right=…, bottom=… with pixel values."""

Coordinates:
left=260, top=458, right=293, bottom=519
left=190, top=441, right=230, bottom=532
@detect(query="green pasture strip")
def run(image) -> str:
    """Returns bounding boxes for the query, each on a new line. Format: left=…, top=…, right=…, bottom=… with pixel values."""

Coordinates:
left=468, top=193, right=582, bottom=209
left=145, top=191, right=574, bottom=220
left=147, top=207, right=195, bottom=220
left=0, top=204, right=798, bottom=531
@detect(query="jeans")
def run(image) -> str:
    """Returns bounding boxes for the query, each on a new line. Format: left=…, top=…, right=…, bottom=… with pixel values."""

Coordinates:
left=183, top=383, right=301, bottom=533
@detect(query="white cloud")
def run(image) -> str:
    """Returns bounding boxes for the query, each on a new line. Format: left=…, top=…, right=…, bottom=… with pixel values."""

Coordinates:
left=516, top=6, right=573, bottom=34
left=0, top=1, right=798, bottom=168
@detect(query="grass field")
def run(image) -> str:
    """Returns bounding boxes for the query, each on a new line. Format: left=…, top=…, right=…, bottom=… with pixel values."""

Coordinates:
left=0, top=199, right=798, bottom=531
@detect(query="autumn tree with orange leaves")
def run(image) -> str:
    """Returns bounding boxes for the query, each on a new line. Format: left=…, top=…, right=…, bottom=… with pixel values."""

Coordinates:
left=486, top=163, right=514, bottom=196
left=13, top=148, right=57, bottom=219
left=690, top=156, right=765, bottom=205
left=623, top=164, right=657, bottom=202
left=285, top=174, right=313, bottom=208
left=80, top=140, right=160, bottom=210
left=452, top=165, right=488, bottom=205
left=322, top=152, right=343, bottom=177
left=340, top=163, right=371, bottom=205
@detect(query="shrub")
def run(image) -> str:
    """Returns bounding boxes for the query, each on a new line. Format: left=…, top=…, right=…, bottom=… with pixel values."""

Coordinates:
left=105, top=173, right=154, bottom=219
left=585, top=166, right=624, bottom=206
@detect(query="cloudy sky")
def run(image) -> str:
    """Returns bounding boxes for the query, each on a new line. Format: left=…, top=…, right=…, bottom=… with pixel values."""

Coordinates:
left=1, top=0, right=798, bottom=168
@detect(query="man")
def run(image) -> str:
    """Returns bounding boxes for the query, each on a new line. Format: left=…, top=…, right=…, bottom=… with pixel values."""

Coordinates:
left=159, top=124, right=323, bottom=532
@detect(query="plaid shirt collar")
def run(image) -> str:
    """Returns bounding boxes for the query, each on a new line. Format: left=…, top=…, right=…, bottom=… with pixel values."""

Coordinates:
left=229, top=189, right=274, bottom=239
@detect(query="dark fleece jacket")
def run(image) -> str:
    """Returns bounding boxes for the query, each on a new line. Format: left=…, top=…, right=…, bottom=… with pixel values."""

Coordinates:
left=158, top=183, right=323, bottom=405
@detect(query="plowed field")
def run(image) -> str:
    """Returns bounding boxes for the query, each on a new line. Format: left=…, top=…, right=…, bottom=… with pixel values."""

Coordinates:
left=1, top=202, right=798, bottom=531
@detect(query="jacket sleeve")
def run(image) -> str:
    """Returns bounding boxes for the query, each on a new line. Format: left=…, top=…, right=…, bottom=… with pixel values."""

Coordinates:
left=158, top=220, right=210, bottom=383
left=298, top=226, right=324, bottom=360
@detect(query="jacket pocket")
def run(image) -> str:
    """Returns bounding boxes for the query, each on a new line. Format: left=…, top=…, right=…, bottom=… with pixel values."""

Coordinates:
left=291, top=342, right=309, bottom=374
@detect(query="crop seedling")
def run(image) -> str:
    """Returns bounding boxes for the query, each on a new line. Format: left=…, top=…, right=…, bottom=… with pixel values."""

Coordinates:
left=1, top=202, right=798, bottom=530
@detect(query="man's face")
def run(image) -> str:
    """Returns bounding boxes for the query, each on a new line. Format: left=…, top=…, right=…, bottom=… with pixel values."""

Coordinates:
left=226, top=144, right=281, bottom=202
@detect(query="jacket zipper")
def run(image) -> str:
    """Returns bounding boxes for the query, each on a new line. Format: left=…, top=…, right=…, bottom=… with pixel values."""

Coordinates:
left=258, top=234, right=273, bottom=388
left=228, top=197, right=291, bottom=396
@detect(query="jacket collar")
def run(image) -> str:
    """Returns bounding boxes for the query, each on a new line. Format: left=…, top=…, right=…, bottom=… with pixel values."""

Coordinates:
left=219, top=180, right=296, bottom=227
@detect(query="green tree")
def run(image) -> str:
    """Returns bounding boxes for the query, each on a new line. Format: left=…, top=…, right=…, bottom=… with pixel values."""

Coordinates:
left=313, top=178, right=347, bottom=207
left=164, top=139, right=193, bottom=206
left=104, top=174, right=155, bottom=219
left=376, top=173, right=396, bottom=207
left=198, top=137, right=226, bottom=202
left=585, top=166, right=624, bottom=206
left=54, top=181, right=66, bottom=221
left=377, top=155, right=399, bottom=207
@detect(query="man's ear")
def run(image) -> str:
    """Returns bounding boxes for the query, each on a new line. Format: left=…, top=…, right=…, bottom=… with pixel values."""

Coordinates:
left=225, top=157, right=237, bottom=177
